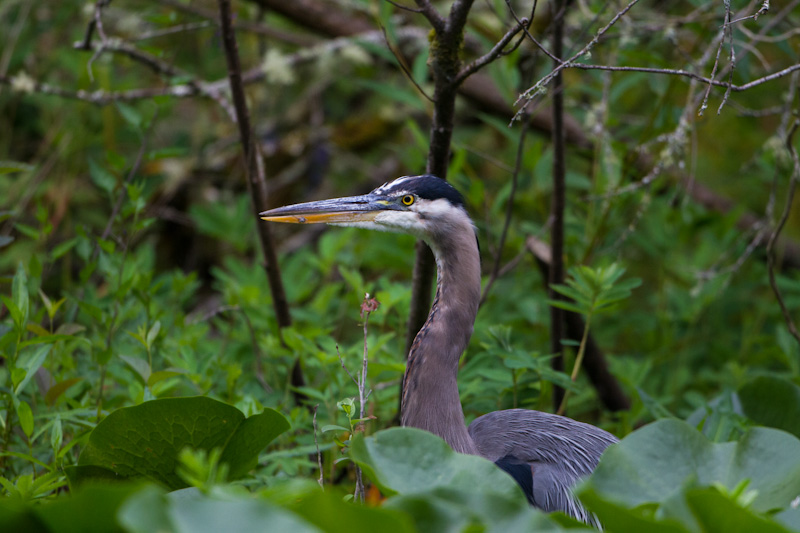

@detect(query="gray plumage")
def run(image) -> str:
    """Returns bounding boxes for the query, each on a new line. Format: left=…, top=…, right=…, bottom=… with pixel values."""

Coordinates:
left=260, top=175, right=618, bottom=522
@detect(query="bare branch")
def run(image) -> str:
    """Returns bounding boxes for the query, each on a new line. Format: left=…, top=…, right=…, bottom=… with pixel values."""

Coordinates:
left=767, top=119, right=800, bottom=346
left=480, top=118, right=530, bottom=307
left=216, top=0, right=293, bottom=334
left=380, top=25, right=433, bottom=102
left=384, top=0, right=424, bottom=13
left=454, top=17, right=528, bottom=85
left=412, top=0, right=445, bottom=33
left=158, top=0, right=316, bottom=46
left=514, top=0, right=642, bottom=122
left=567, top=63, right=800, bottom=93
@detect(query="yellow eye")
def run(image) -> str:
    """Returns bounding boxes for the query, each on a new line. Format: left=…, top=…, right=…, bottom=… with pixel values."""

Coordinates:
left=401, top=195, right=415, bottom=206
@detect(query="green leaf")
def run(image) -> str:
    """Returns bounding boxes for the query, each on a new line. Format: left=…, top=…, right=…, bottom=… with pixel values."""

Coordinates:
left=577, top=488, right=690, bottom=533
left=88, top=158, right=117, bottom=195
left=320, top=424, right=349, bottom=433
left=116, top=102, right=142, bottom=130
left=146, top=320, right=161, bottom=348
left=12, top=263, right=29, bottom=328
left=0, top=161, right=33, bottom=174
left=147, top=369, right=187, bottom=387
left=119, top=354, right=151, bottom=384
left=685, top=487, right=793, bottom=533
left=35, top=482, right=145, bottom=533
left=583, top=419, right=800, bottom=513
left=738, top=376, right=800, bottom=439
left=50, top=237, right=78, bottom=260
left=16, top=401, right=34, bottom=439
left=45, top=378, right=83, bottom=405
left=14, top=344, right=51, bottom=395
left=117, top=485, right=173, bottom=533
left=289, top=489, right=415, bottom=533
left=18, top=334, right=73, bottom=349
left=166, top=492, right=320, bottom=533
left=0, top=295, right=22, bottom=330
left=75, top=398, right=290, bottom=490
left=219, top=408, right=291, bottom=480
left=350, top=427, right=524, bottom=501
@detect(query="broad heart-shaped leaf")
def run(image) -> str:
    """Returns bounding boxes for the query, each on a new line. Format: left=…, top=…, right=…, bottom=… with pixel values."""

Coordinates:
left=350, top=428, right=565, bottom=533
left=582, top=419, right=800, bottom=514
left=351, top=427, right=523, bottom=500
left=288, top=488, right=416, bottom=533
left=738, top=376, right=800, bottom=439
left=34, top=482, right=146, bottom=533
left=685, top=487, right=794, bottom=533
left=72, top=397, right=289, bottom=490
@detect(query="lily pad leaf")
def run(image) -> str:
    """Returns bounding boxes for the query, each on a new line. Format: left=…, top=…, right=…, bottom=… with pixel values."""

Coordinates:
left=738, top=376, right=800, bottom=439
left=74, top=397, right=289, bottom=490
left=350, top=427, right=523, bottom=500
left=350, top=428, right=561, bottom=532
left=582, top=419, right=800, bottom=514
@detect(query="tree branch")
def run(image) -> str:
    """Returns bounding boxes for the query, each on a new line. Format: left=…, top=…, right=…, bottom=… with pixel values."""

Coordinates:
left=217, top=0, right=301, bottom=399
left=548, top=0, right=567, bottom=411
left=767, top=119, right=800, bottom=346
left=454, top=17, right=528, bottom=86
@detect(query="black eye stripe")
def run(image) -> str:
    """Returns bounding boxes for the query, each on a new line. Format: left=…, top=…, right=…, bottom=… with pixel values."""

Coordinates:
left=373, top=175, right=465, bottom=208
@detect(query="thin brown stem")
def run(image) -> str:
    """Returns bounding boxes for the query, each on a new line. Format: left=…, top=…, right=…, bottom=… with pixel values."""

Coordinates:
left=767, top=119, right=800, bottom=346
left=313, top=404, right=324, bottom=489
left=480, top=119, right=530, bottom=306
left=556, top=313, right=592, bottom=416
left=549, top=0, right=567, bottom=411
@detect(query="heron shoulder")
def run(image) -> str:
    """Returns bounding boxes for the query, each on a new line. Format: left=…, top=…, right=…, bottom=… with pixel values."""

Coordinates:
left=468, top=408, right=618, bottom=472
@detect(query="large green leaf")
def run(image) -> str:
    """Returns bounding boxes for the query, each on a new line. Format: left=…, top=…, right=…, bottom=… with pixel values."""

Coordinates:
left=35, top=482, right=145, bottom=533
left=166, top=493, right=320, bottom=533
left=288, top=489, right=416, bottom=533
left=71, top=397, right=289, bottom=490
left=583, top=419, right=800, bottom=513
left=351, top=427, right=522, bottom=499
left=685, top=487, right=793, bottom=533
left=739, top=376, right=800, bottom=439
left=351, top=428, right=565, bottom=533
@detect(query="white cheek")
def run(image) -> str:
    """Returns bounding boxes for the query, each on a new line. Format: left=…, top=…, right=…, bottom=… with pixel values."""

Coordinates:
left=421, top=199, right=455, bottom=218
left=373, top=211, right=427, bottom=237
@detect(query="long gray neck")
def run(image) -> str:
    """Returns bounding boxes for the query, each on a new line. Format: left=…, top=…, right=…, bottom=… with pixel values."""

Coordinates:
left=400, top=219, right=481, bottom=455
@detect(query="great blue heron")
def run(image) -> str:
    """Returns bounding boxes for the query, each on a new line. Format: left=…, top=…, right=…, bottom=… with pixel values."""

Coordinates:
left=261, top=175, right=618, bottom=522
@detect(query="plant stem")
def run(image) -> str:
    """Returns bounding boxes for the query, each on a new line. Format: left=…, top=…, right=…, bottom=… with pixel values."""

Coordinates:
left=557, top=312, right=593, bottom=416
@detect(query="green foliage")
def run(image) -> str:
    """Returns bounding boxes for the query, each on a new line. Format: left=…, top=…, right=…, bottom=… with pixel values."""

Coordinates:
left=549, top=264, right=642, bottom=316
left=2, top=0, right=800, bottom=530
left=578, top=419, right=800, bottom=532
left=67, top=397, right=289, bottom=490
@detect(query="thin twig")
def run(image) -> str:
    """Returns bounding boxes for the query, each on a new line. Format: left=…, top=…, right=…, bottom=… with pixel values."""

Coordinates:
left=454, top=17, right=529, bottom=85
left=480, top=118, right=530, bottom=306
left=336, top=344, right=359, bottom=388
left=717, top=1, right=736, bottom=115
left=412, top=0, right=446, bottom=33
left=514, top=0, right=642, bottom=122
left=380, top=24, right=433, bottom=102
left=384, top=0, right=424, bottom=13
left=313, top=404, right=324, bottom=489
left=767, top=119, right=800, bottom=346
left=506, top=0, right=563, bottom=64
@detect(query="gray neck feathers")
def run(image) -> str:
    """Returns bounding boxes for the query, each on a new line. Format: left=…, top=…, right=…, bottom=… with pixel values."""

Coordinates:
left=400, top=211, right=481, bottom=455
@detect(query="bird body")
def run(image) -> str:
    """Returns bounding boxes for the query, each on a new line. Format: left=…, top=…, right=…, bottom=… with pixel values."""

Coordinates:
left=261, top=175, right=618, bottom=522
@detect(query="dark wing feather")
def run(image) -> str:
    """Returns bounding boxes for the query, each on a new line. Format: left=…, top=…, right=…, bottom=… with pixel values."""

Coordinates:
left=469, top=409, right=618, bottom=524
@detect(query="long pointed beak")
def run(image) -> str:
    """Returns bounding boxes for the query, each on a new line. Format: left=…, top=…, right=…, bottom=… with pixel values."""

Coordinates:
left=259, top=194, right=394, bottom=224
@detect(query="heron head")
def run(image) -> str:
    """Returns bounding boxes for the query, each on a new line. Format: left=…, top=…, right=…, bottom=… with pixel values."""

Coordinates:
left=260, top=175, right=470, bottom=241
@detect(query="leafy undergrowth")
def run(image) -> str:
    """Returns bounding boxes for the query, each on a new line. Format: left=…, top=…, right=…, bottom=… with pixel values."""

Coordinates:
left=1, top=397, right=800, bottom=532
